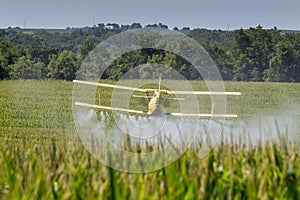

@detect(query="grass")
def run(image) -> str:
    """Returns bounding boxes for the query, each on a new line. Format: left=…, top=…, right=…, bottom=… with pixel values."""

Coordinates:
left=0, top=79, right=299, bottom=199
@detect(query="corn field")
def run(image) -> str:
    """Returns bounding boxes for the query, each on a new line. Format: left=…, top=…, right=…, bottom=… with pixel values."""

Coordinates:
left=0, top=80, right=299, bottom=199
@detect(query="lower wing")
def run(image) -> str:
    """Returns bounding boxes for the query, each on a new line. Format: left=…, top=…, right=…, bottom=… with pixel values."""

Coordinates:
left=168, top=112, right=238, bottom=118
left=75, top=102, right=238, bottom=118
left=74, top=102, right=146, bottom=115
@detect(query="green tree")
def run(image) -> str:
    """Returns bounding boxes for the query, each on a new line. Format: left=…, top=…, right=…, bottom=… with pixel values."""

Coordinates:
left=207, top=44, right=234, bottom=80
left=9, top=55, right=43, bottom=79
left=130, top=23, right=142, bottom=29
left=0, top=38, right=18, bottom=79
left=47, top=50, right=78, bottom=80
left=282, top=33, right=300, bottom=82
left=230, top=26, right=282, bottom=81
left=78, top=36, right=97, bottom=63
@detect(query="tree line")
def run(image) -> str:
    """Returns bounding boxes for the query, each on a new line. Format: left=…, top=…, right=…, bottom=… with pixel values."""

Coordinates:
left=0, top=25, right=299, bottom=82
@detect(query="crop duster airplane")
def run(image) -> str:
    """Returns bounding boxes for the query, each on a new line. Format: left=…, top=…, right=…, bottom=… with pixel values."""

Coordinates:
left=73, top=78, right=241, bottom=118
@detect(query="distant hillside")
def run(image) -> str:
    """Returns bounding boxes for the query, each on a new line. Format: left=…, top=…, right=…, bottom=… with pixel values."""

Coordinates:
left=0, top=27, right=69, bottom=34
left=0, top=25, right=299, bottom=82
left=2, top=26, right=299, bottom=46
left=281, top=29, right=300, bottom=34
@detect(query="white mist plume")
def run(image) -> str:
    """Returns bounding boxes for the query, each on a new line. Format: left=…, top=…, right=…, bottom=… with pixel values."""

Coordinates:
left=222, top=104, right=300, bottom=147
left=74, top=105, right=299, bottom=150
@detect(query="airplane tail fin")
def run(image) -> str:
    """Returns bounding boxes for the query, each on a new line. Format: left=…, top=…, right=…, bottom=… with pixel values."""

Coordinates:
left=158, top=74, right=162, bottom=91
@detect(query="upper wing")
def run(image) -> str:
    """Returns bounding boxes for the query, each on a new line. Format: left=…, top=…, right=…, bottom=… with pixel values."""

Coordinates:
left=74, top=102, right=146, bottom=115
left=165, top=90, right=241, bottom=96
left=73, top=80, right=155, bottom=93
left=73, top=80, right=241, bottom=96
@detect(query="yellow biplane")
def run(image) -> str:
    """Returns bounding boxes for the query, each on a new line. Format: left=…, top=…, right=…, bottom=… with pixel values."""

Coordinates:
left=73, top=78, right=241, bottom=118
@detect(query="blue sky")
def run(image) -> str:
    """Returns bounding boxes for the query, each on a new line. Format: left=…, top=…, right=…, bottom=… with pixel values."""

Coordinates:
left=1, top=0, right=300, bottom=30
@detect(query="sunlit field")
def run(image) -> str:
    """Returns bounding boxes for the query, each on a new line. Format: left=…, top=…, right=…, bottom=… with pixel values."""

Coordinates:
left=0, top=80, right=299, bottom=199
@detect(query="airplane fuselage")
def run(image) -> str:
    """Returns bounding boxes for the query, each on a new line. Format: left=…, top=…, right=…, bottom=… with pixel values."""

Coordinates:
left=147, top=89, right=164, bottom=116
